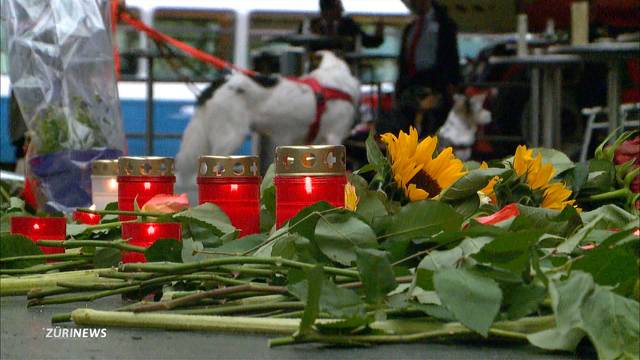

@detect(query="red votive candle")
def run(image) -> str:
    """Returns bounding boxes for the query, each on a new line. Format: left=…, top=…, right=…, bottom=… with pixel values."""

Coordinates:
left=274, top=145, right=347, bottom=227
left=72, top=210, right=101, bottom=225
left=197, top=155, right=261, bottom=236
left=10, top=216, right=66, bottom=255
left=117, top=157, right=175, bottom=221
left=121, top=222, right=182, bottom=263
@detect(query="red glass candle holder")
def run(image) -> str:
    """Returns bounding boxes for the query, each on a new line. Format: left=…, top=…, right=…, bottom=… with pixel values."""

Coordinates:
left=117, top=157, right=175, bottom=220
left=274, top=145, right=347, bottom=227
left=121, top=222, right=182, bottom=263
left=10, top=216, right=66, bottom=255
left=72, top=209, right=101, bottom=225
left=197, top=156, right=261, bottom=236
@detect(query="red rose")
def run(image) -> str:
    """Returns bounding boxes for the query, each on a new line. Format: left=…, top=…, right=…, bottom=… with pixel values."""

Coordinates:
left=614, top=136, right=640, bottom=166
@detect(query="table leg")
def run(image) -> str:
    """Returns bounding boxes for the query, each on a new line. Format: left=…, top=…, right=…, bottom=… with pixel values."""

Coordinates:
left=542, top=68, right=554, bottom=148
left=607, top=61, right=621, bottom=143
left=552, top=67, right=563, bottom=149
left=530, top=67, right=541, bottom=147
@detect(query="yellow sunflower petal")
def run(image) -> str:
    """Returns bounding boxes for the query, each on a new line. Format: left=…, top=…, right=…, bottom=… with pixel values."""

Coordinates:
left=541, top=182, right=574, bottom=210
left=344, top=183, right=359, bottom=212
left=406, top=184, right=429, bottom=202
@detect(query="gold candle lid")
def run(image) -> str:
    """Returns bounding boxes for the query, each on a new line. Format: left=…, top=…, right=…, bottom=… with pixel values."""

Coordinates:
left=118, top=156, right=174, bottom=176
left=91, top=159, right=119, bottom=176
left=198, top=155, right=260, bottom=178
left=275, top=145, right=346, bottom=176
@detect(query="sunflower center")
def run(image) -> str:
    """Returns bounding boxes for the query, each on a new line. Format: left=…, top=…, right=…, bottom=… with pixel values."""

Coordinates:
left=409, top=170, right=441, bottom=197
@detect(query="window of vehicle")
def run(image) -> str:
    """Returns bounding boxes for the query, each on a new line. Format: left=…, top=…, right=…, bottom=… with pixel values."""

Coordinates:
left=352, top=15, right=410, bottom=83
left=115, top=7, right=142, bottom=78
left=151, top=9, right=235, bottom=81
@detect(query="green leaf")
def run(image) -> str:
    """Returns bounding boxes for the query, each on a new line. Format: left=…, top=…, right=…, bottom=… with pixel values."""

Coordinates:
left=513, top=205, right=582, bottom=237
left=356, top=191, right=388, bottom=224
left=93, top=247, right=121, bottom=267
left=209, top=234, right=267, bottom=256
left=289, top=269, right=364, bottom=319
left=173, top=203, right=236, bottom=237
left=528, top=272, right=640, bottom=359
left=314, top=212, right=377, bottom=266
left=440, top=168, right=510, bottom=201
left=434, top=268, right=502, bottom=337
left=144, top=239, right=183, bottom=262
left=572, top=230, right=638, bottom=296
left=288, top=201, right=335, bottom=240
left=448, top=195, right=481, bottom=219
left=355, top=248, right=397, bottom=305
left=580, top=204, right=638, bottom=230
left=472, top=231, right=540, bottom=274
left=366, top=131, right=386, bottom=172
left=296, top=265, right=323, bottom=335
left=556, top=214, right=603, bottom=253
left=561, top=162, right=589, bottom=197
left=418, top=237, right=492, bottom=273
left=502, top=283, right=546, bottom=320
left=532, top=148, right=575, bottom=175
left=260, top=163, right=276, bottom=232
left=581, top=284, right=640, bottom=359
left=382, top=201, right=463, bottom=243
left=0, top=234, right=45, bottom=269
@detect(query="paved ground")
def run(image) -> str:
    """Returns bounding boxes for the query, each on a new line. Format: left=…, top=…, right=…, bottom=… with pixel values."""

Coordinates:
left=1, top=296, right=592, bottom=360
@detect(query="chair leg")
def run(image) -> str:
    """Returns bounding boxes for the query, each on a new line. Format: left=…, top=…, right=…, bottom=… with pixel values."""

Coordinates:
left=580, top=114, right=596, bottom=162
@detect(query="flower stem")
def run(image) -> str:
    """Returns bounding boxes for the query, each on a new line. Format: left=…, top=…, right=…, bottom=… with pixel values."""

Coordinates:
left=0, top=259, right=90, bottom=275
left=77, top=208, right=170, bottom=217
left=0, top=252, right=91, bottom=263
left=0, top=269, right=109, bottom=296
left=172, top=301, right=304, bottom=316
left=119, top=256, right=360, bottom=279
left=37, top=240, right=146, bottom=253
left=587, top=188, right=630, bottom=202
left=129, top=284, right=289, bottom=313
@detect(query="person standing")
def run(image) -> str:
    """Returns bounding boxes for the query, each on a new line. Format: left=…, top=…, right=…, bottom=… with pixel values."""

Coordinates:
left=303, top=0, right=385, bottom=51
left=396, top=0, right=461, bottom=134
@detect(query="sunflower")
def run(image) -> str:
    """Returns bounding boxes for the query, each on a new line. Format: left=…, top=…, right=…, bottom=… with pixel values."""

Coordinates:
left=541, top=182, right=577, bottom=210
left=513, top=145, right=554, bottom=190
left=511, top=145, right=578, bottom=211
left=479, top=161, right=499, bottom=203
left=380, top=127, right=466, bottom=201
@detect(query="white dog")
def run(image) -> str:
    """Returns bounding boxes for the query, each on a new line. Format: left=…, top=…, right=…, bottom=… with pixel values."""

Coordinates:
left=176, top=51, right=360, bottom=187
left=438, top=92, right=491, bottom=161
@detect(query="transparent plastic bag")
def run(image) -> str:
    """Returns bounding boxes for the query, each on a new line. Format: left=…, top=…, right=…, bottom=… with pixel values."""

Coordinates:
left=3, top=0, right=126, bottom=213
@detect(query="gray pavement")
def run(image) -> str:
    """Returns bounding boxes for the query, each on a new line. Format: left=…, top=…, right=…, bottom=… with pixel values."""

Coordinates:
left=1, top=296, right=589, bottom=360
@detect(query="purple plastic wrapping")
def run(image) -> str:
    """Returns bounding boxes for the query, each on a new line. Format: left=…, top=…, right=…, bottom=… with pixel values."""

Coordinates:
left=2, top=0, right=126, bottom=213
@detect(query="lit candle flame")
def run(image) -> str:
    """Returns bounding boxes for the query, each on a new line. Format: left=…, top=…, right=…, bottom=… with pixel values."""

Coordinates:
left=108, top=178, right=118, bottom=191
left=33, top=223, right=40, bottom=231
left=230, top=184, right=238, bottom=192
left=144, top=182, right=151, bottom=190
left=304, top=176, right=313, bottom=195
left=147, top=225, right=156, bottom=236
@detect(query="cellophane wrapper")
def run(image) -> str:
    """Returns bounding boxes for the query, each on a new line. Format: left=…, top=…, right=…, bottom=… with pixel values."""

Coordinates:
left=2, top=0, right=126, bottom=212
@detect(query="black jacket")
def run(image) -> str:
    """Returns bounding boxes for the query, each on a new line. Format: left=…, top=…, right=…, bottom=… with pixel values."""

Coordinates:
left=396, top=2, right=461, bottom=95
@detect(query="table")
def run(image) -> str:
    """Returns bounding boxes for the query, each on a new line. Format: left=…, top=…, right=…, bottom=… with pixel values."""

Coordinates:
left=0, top=297, right=592, bottom=360
left=549, top=42, right=640, bottom=142
left=489, top=54, right=582, bottom=148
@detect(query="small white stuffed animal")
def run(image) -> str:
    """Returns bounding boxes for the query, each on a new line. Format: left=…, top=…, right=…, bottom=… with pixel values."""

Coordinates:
left=438, top=92, right=491, bottom=160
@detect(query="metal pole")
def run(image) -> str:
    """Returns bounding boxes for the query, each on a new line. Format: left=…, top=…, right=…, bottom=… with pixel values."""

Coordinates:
left=552, top=67, right=563, bottom=149
left=530, top=67, right=540, bottom=147
left=607, top=60, right=621, bottom=143
left=541, top=68, right=554, bottom=148
left=145, top=55, right=154, bottom=155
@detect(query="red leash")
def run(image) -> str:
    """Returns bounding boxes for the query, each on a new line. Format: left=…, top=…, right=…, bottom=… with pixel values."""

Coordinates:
left=118, top=11, right=255, bottom=76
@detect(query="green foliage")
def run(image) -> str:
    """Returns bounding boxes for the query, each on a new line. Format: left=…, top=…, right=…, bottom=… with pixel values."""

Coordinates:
left=145, top=239, right=183, bottom=262
left=0, top=234, right=45, bottom=269
left=314, top=212, right=377, bottom=266
left=434, top=268, right=502, bottom=337
left=93, top=247, right=121, bottom=268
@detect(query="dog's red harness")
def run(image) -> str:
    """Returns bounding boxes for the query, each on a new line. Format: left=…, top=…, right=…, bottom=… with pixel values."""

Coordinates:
left=292, top=77, right=354, bottom=144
